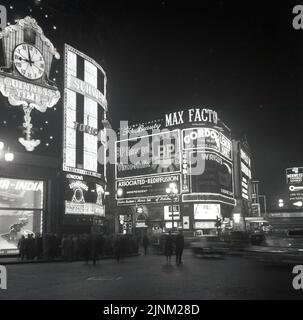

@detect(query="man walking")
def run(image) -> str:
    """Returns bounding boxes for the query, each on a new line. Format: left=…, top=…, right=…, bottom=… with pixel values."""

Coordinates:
left=175, top=230, right=184, bottom=265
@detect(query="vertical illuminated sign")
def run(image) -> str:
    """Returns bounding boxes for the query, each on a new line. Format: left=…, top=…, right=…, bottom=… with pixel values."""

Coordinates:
left=63, top=44, right=107, bottom=178
left=240, top=148, right=251, bottom=201
left=286, top=167, right=303, bottom=208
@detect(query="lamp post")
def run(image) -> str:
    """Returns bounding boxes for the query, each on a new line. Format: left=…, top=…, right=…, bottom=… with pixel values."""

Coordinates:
left=166, top=182, right=178, bottom=232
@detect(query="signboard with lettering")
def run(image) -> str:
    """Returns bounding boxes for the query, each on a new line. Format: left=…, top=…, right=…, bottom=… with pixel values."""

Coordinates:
left=189, top=151, right=234, bottom=204
left=182, top=127, right=232, bottom=160
left=64, top=174, right=105, bottom=216
left=0, top=178, right=44, bottom=255
left=116, top=130, right=181, bottom=179
left=240, top=148, right=252, bottom=200
left=116, top=174, right=181, bottom=203
left=286, top=167, right=303, bottom=208
left=165, top=108, right=218, bottom=127
left=0, top=16, right=60, bottom=151
left=63, top=44, right=107, bottom=179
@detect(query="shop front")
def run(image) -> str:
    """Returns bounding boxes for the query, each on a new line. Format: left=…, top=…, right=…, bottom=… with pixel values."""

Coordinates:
left=0, top=151, right=59, bottom=255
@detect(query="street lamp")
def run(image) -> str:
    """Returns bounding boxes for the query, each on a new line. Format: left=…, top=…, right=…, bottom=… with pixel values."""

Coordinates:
left=0, top=142, right=14, bottom=162
left=166, top=182, right=178, bottom=231
left=4, top=151, right=14, bottom=162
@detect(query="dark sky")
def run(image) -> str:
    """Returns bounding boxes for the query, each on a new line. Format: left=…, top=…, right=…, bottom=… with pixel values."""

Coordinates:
left=1, top=0, right=303, bottom=197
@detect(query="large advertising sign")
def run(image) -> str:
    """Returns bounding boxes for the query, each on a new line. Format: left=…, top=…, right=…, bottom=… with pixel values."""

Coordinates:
left=182, top=127, right=232, bottom=160
left=240, top=148, right=252, bottom=200
left=0, top=16, right=60, bottom=151
left=194, top=204, right=221, bottom=220
left=188, top=151, right=234, bottom=205
left=116, top=174, right=181, bottom=205
left=64, top=174, right=105, bottom=216
left=0, top=178, right=44, bottom=255
left=286, top=167, right=303, bottom=208
left=116, top=130, right=181, bottom=178
left=63, top=44, right=107, bottom=179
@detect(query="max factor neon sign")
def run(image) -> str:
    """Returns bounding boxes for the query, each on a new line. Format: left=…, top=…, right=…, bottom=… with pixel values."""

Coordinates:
left=165, top=108, right=218, bottom=127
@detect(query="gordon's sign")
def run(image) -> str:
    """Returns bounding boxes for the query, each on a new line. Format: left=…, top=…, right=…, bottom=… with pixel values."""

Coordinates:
left=182, top=127, right=232, bottom=160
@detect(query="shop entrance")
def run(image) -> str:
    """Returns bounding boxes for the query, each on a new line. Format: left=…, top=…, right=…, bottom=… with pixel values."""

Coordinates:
left=0, top=178, right=44, bottom=255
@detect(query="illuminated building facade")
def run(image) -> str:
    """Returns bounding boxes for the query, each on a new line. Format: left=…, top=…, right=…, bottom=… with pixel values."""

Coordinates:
left=0, top=18, right=110, bottom=255
left=115, top=107, right=252, bottom=236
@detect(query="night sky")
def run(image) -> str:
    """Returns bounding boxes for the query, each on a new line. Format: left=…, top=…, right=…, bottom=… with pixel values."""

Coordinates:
left=0, top=0, right=302, bottom=198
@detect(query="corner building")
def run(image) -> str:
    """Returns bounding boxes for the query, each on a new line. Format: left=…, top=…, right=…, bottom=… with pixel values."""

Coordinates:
left=115, top=107, right=253, bottom=237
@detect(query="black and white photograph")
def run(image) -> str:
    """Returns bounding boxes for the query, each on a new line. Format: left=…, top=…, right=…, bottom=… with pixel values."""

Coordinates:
left=0, top=0, right=302, bottom=309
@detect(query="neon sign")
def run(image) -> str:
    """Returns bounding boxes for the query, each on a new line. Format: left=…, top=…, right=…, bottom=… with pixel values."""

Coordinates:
left=165, top=108, right=218, bottom=127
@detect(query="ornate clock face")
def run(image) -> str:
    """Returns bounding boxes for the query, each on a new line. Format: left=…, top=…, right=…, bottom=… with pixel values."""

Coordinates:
left=13, top=43, right=45, bottom=80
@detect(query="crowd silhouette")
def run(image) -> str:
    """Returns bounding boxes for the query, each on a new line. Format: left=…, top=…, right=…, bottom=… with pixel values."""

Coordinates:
left=17, top=233, right=139, bottom=263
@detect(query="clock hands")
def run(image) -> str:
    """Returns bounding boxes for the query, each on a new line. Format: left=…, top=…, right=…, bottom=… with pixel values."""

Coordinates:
left=27, top=46, right=33, bottom=66
left=17, top=56, right=31, bottom=63
left=14, top=44, right=45, bottom=79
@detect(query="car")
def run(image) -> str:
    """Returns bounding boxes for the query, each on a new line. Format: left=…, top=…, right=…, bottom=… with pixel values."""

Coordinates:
left=190, top=235, right=228, bottom=258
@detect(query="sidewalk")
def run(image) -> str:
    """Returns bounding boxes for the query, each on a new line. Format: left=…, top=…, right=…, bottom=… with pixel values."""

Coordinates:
left=0, top=253, right=140, bottom=265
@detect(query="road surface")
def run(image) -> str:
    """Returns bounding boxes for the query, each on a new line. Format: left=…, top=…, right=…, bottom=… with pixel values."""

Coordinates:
left=0, top=249, right=302, bottom=300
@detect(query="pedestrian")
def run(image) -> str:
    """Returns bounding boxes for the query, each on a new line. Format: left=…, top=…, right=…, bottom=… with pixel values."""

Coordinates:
left=175, top=230, right=184, bottom=265
left=61, top=235, right=69, bottom=261
left=142, top=234, right=149, bottom=256
left=72, top=234, right=79, bottom=260
left=67, top=235, right=73, bottom=261
left=90, top=234, right=98, bottom=266
left=83, top=234, right=90, bottom=264
left=164, top=231, right=173, bottom=264
left=18, top=235, right=26, bottom=261
left=114, top=235, right=122, bottom=263
left=35, top=233, right=43, bottom=259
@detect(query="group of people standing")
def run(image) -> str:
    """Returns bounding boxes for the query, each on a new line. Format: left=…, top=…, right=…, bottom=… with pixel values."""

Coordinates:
left=18, top=233, right=43, bottom=260
left=17, top=233, right=139, bottom=264
left=141, top=230, right=185, bottom=265
left=164, top=230, right=185, bottom=265
left=17, top=231, right=185, bottom=265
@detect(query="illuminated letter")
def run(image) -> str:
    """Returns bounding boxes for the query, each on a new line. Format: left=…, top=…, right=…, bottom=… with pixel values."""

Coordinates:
left=0, top=5, right=7, bottom=31
left=293, top=5, right=303, bottom=30
left=292, top=265, right=303, bottom=290
left=165, top=113, right=172, bottom=127
left=0, top=265, right=7, bottom=290
left=188, top=109, right=194, bottom=122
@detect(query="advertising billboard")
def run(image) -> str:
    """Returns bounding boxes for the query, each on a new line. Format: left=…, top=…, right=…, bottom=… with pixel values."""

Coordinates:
left=0, top=178, right=44, bottom=255
left=240, top=148, right=252, bottom=200
left=0, top=17, right=60, bottom=152
left=194, top=203, right=221, bottom=220
left=188, top=151, right=234, bottom=205
left=63, top=44, right=107, bottom=179
left=182, top=127, right=232, bottom=160
left=64, top=174, right=105, bottom=216
left=116, top=130, right=181, bottom=179
left=116, top=174, right=181, bottom=205
left=286, top=167, right=303, bottom=208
